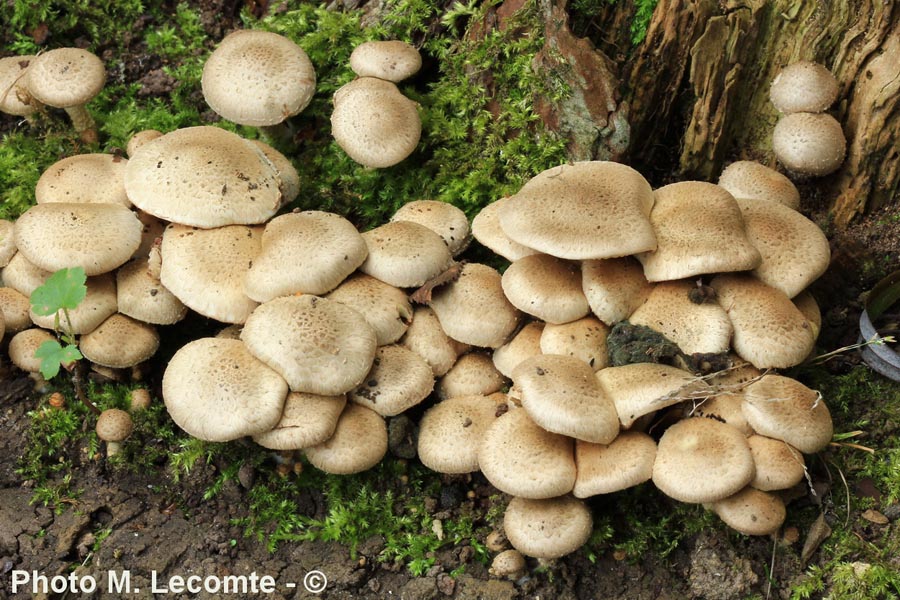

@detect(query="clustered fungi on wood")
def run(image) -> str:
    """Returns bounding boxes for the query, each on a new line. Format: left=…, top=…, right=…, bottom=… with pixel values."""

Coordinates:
left=0, top=33, right=843, bottom=566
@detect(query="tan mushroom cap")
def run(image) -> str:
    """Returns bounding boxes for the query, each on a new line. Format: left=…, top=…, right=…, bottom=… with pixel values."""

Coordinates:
left=0, top=55, right=37, bottom=116
left=359, top=221, right=451, bottom=288
left=29, top=273, right=117, bottom=335
left=304, top=404, right=388, bottom=474
left=710, top=274, right=816, bottom=369
left=116, top=259, right=187, bottom=325
left=770, top=61, right=839, bottom=114
left=708, top=487, right=786, bottom=536
left=327, top=273, right=413, bottom=346
left=429, top=263, right=521, bottom=348
left=492, top=321, right=544, bottom=378
left=417, top=394, right=499, bottom=474
left=513, top=354, right=619, bottom=444
left=391, top=200, right=471, bottom=256
left=574, top=431, right=657, bottom=497
left=652, top=417, right=755, bottom=503
left=503, top=496, right=592, bottom=559
left=0, top=286, right=33, bottom=333
left=437, top=351, right=506, bottom=400
left=163, top=337, right=287, bottom=441
left=349, top=344, right=434, bottom=416
left=24, top=48, right=105, bottom=108
left=8, top=328, right=55, bottom=372
left=15, top=203, right=142, bottom=276
left=793, top=290, right=821, bottom=339
left=35, top=154, right=130, bottom=207
left=202, top=30, right=316, bottom=126
left=331, top=77, right=421, bottom=168
left=596, top=363, right=699, bottom=429
left=691, top=393, right=754, bottom=436
left=501, top=254, right=589, bottom=324
left=400, top=306, right=468, bottom=376
left=637, top=182, right=761, bottom=282
left=471, top=197, right=539, bottom=262
left=581, top=257, right=653, bottom=325
left=540, top=316, right=609, bottom=372
left=133, top=210, right=166, bottom=259
left=244, top=211, right=368, bottom=302
left=124, top=126, right=282, bottom=228
left=499, top=161, right=656, bottom=260
left=490, top=550, right=526, bottom=579
left=252, top=392, right=347, bottom=450
left=349, top=40, right=422, bottom=82
left=126, top=129, right=163, bottom=158
left=160, top=224, right=262, bottom=324
left=772, top=112, right=846, bottom=176
left=747, top=435, right=806, bottom=491
left=742, top=375, right=833, bottom=454
left=479, top=407, right=576, bottom=499
left=717, top=161, right=800, bottom=210
left=628, top=280, right=732, bottom=355
left=96, top=408, right=134, bottom=443
left=0, top=220, right=17, bottom=268
left=249, top=139, right=300, bottom=206
left=0, top=252, right=51, bottom=297
left=241, top=294, right=378, bottom=395
left=737, top=198, right=830, bottom=298
left=79, top=313, right=160, bottom=368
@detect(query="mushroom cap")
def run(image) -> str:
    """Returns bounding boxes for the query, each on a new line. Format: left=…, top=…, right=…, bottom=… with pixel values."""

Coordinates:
left=160, top=224, right=262, bottom=324
left=501, top=254, right=589, bottom=324
left=417, top=394, right=499, bottom=473
left=498, top=161, right=656, bottom=260
left=35, top=154, right=130, bottom=207
left=0, top=55, right=37, bottom=116
left=201, top=30, right=316, bottom=126
left=490, top=550, right=526, bottom=579
left=478, top=407, right=576, bottom=499
left=349, top=40, right=422, bottom=82
left=116, top=259, right=188, bottom=325
left=0, top=252, right=51, bottom=297
left=399, top=305, right=468, bottom=376
left=24, top=48, right=105, bottom=108
left=747, top=435, right=806, bottom=491
left=652, top=417, right=755, bottom=503
left=513, top=354, right=619, bottom=444
left=793, top=290, right=822, bottom=339
left=636, top=182, right=761, bottom=282
left=737, top=198, right=831, bottom=298
left=241, top=294, right=378, bottom=395
left=437, top=351, right=506, bottom=400
left=503, top=496, right=592, bottom=559
left=304, top=404, right=388, bottom=474
left=471, top=197, right=539, bottom=262
left=772, top=112, right=846, bottom=176
left=769, top=61, right=839, bottom=114
left=581, top=257, right=653, bottom=325
left=742, top=375, right=833, bottom=454
left=717, top=161, right=800, bottom=210
left=95, top=409, right=134, bottom=443
left=126, top=129, right=163, bottom=158
left=248, top=139, right=300, bottom=206
left=331, top=77, right=421, bottom=168
left=359, top=221, right=451, bottom=288
left=628, top=280, right=733, bottom=355
left=540, top=316, right=610, bottom=372
left=0, top=286, right=33, bottom=333
left=326, top=273, right=413, bottom=346
left=429, top=263, right=521, bottom=348
left=349, top=344, right=434, bottom=416
left=710, top=274, right=816, bottom=369
left=708, top=487, right=786, bottom=536
left=492, top=321, right=545, bottom=379
left=391, top=200, right=471, bottom=256
left=244, top=211, right=368, bottom=302
left=574, top=431, right=657, bottom=497
left=596, top=363, right=699, bottom=428
left=252, top=392, right=347, bottom=450
left=124, top=126, right=282, bottom=228
left=29, top=273, right=117, bottom=335
left=79, top=313, right=160, bottom=368
left=162, top=337, right=287, bottom=442
left=0, top=220, right=16, bottom=268
left=14, top=203, right=142, bottom=276
left=8, top=328, right=55, bottom=373
left=691, top=393, right=754, bottom=436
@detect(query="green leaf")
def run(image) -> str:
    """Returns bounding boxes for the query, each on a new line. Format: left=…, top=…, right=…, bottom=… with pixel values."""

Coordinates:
left=30, top=267, right=87, bottom=316
left=33, top=340, right=83, bottom=379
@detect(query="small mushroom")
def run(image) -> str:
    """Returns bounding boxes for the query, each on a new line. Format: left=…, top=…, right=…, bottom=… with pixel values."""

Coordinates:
left=772, top=112, right=846, bottom=177
left=489, top=549, right=526, bottom=579
left=769, top=61, right=839, bottom=114
left=130, top=388, right=152, bottom=411
left=96, top=408, right=134, bottom=457
left=349, top=41, right=422, bottom=82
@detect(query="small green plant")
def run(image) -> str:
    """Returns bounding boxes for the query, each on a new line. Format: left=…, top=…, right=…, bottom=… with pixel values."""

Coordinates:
left=30, top=267, right=86, bottom=380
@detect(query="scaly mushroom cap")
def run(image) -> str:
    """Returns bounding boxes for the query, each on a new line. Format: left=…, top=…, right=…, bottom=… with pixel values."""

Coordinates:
left=29, top=273, right=117, bottom=335
left=503, top=496, right=592, bottom=559
left=349, top=40, right=422, bottom=82
left=162, top=337, right=288, bottom=442
left=15, top=203, right=142, bottom=276
left=0, top=220, right=16, bottom=268
left=0, top=286, right=33, bottom=333
left=717, top=161, right=800, bottom=210
left=652, top=417, right=755, bottom=503
left=742, top=375, right=833, bottom=454
left=747, top=435, right=806, bottom=491
left=124, top=126, right=282, bottom=228
left=596, top=363, right=699, bottom=429
left=326, top=273, right=413, bottom=346
left=400, top=306, right=468, bottom=376
left=304, top=404, right=388, bottom=474
left=793, top=290, right=822, bottom=339
left=417, top=394, right=499, bottom=474
left=252, top=392, right=347, bottom=450
left=636, top=182, right=761, bottom=282
left=540, top=316, right=609, bottom=371
left=391, top=200, right=471, bottom=256
left=581, top=257, right=653, bottom=325
left=708, top=487, right=786, bottom=536
left=0, top=55, right=37, bottom=116
left=126, top=129, right=163, bottom=158
left=359, top=221, right=451, bottom=288
left=8, top=328, right=55, bottom=373
left=24, top=48, right=105, bottom=108
left=80, top=313, right=160, bottom=368
left=0, top=252, right=51, bottom=297
left=202, top=30, right=316, bottom=126
left=574, top=431, right=657, bottom=497
left=471, top=197, right=539, bottom=262
left=498, top=161, right=656, bottom=260
left=769, top=61, right=839, bottom=114
left=349, top=344, right=434, bottom=416
left=248, top=139, right=301, bottom=206
left=492, top=321, right=545, bottom=378
left=96, top=409, right=134, bottom=443
left=772, top=112, right=846, bottom=176
left=35, top=154, right=130, bottom=207
left=501, top=254, right=589, bottom=324
left=437, top=351, right=506, bottom=400
left=116, top=259, right=187, bottom=325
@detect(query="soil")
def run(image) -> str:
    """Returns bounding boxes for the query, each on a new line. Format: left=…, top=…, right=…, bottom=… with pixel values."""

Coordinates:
left=2, top=1, right=900, bottom=599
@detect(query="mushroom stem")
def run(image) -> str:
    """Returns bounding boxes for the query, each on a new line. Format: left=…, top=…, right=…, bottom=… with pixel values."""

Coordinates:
left=64, top=104, right=98, bottom=144
left=106, top=440, right=122, bottom=457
